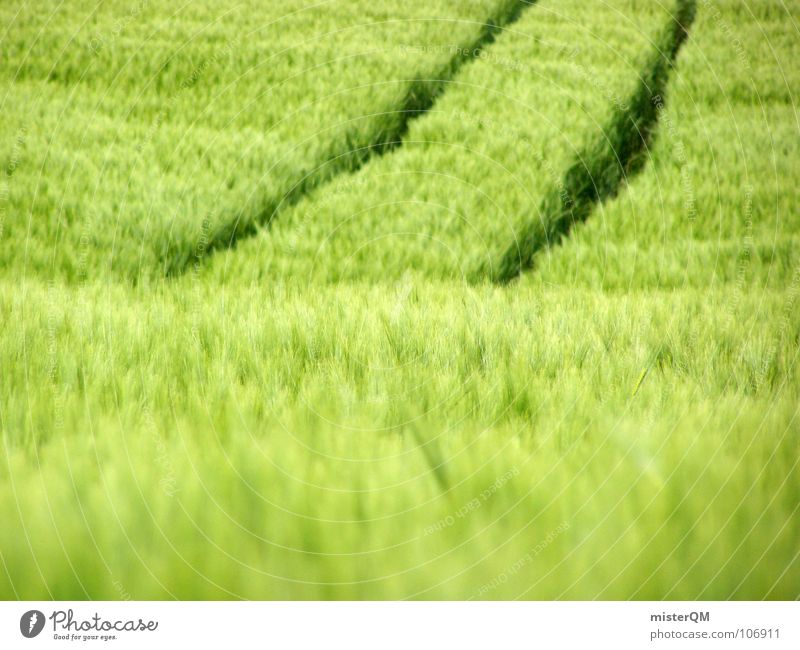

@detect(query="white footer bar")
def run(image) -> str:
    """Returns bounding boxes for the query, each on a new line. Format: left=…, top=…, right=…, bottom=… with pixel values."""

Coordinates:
left=1, top=601, right=797, bottom=649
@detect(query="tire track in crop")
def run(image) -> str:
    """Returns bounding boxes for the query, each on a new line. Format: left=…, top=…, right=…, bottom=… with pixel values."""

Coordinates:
left=172, top=0, right=536, bottom=275
left=490, top=0, right=696, bottom=284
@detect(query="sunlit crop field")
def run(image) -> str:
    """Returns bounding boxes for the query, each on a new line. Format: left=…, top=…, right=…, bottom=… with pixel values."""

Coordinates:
left=1, top=0, right=798, bottom=599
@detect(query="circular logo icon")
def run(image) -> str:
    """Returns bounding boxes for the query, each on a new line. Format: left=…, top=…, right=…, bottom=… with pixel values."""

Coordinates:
left=20, top=610, right=45, bottom=638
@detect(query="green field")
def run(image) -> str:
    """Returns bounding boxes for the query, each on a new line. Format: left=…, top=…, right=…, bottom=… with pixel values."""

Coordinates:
left=1, top=0, right=798, bottom=599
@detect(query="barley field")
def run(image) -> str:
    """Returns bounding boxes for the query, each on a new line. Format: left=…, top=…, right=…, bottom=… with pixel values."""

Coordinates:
left=1, top=0, right=798, bottom=599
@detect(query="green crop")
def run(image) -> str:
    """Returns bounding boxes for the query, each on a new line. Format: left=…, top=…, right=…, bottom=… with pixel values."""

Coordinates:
left=0, top=0, right=797, bottom=600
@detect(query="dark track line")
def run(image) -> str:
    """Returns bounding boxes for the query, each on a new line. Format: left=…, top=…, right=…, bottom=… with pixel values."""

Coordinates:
left=167, top=0, right=536, bottom=276
left=489, top=0, right=697, bottom=284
